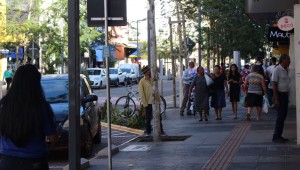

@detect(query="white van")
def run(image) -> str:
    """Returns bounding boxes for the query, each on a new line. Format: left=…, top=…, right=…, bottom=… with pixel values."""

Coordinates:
left=119, top=63, right=141, bottom=84
left=86, top=68, right=107, bottom=89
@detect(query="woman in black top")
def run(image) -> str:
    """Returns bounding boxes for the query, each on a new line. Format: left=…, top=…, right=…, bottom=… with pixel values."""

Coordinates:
left=208, top=65, right=229, bottom=120
left=228, top=64, right=242, bottom=119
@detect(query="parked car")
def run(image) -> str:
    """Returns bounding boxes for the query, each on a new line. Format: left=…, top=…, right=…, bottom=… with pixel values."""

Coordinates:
left=41, top=74, right=101, bottom=158
left=109, top=68, right=126, bottom=86
left=119, top=67, right=135, bottom=85
left=119, top=63, right=142, bottom=83
left=87, top=68, right=107, bottom=89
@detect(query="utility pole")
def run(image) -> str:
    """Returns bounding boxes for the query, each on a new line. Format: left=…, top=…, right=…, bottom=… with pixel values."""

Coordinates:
left=181, top=7, right=188, bottom=68
left=148, top=0, right=161, bottom=141
left=169, top=18, right=176, bottom=108
left=176, top=2, right=184, bottom=107
left=198, top=0, right=202, bottom=66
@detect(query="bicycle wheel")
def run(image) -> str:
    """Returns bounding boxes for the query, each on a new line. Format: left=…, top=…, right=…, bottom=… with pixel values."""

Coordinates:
left=160, top=96, right=166, bottom=115
left=115, top=96, right=136, bottom=118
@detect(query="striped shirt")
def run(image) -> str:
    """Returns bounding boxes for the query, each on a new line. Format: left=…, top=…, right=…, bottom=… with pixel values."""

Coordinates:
left=246, top=73, right=264, bottom=95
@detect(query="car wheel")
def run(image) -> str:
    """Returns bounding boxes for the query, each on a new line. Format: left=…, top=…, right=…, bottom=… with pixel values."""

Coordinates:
left=115, top=79, right=119, bottom=87
left=81, top=124, right=93, bottom=158
left=92, top=127, right=101, bottom=144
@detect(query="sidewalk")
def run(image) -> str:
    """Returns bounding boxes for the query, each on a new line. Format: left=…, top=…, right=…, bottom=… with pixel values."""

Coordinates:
left=88, top=98, right=300, bottom=170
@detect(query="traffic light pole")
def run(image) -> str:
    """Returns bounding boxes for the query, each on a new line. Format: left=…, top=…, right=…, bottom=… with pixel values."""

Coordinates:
left=198, top=0, right=202, bottom=66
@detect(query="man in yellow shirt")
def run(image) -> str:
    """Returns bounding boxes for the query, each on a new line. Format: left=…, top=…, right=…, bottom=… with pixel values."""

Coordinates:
left=139, top=66, right=164, bottom=136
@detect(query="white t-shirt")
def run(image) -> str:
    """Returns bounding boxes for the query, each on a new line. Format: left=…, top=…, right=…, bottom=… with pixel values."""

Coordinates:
left=266, top=65, right=276, bottom=89
left=271, top=64, right=290, bottom=92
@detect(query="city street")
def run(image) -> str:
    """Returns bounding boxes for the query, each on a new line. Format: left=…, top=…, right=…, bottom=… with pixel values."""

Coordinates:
left=48, top=78, right=179, bottom=169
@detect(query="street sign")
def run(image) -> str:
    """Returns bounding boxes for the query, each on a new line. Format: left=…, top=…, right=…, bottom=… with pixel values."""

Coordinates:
left=87, top=0, right=127, bottom=27
left=103, top=46, right=110, bottom=58
left=186, top=37, right=196, bottom=52
left=26, top=43, right=40, bottom=57
left=277, top=16, right=294, bottom=31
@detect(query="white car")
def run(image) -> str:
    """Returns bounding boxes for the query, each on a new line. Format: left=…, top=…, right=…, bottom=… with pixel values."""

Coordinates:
left=87, top=68, right=107, bottom=89
left=109, top=68, right=126, bottom=87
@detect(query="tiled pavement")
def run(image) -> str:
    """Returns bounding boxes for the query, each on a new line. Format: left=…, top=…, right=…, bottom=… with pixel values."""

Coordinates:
left=88, top=97, right=300, bottom=170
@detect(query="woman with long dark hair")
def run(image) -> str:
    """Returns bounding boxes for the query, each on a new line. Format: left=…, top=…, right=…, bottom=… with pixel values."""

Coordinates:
left=0, top=64, right=56, bottom=170
left=228, top=64, right=242, bottom=119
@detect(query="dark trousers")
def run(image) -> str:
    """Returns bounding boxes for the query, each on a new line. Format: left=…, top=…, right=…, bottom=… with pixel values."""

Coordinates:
left=5, top=77, right=12, bottom=90
left=273, top=92, right=289, bottom=139
left=0, top=155, right=49, bottom=170
left=180, top=84, right=191, bottom=113
left=145, top=104, right=163, bottom=134
left=267, top=88, right=273, bottom=106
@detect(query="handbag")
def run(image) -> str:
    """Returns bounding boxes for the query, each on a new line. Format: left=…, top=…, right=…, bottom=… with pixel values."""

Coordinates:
left=204, top=73, right=214, bottom=86
left=262, top=96, right=270, bottom=113
left=240, top=95, right=248, bottom=107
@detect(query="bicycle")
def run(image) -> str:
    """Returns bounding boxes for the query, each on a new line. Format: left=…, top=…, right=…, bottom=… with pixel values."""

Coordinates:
left=114, top=84, right=166, bottom=118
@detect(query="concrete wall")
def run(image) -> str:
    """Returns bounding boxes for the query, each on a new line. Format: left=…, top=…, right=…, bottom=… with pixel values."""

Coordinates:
left=294, top=4, right=300, bottom=145
left=289, top=35, right=296, bottom=106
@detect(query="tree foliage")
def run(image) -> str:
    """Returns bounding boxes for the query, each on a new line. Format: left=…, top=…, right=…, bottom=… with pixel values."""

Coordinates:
left=176, top=0, right=268, bottom=61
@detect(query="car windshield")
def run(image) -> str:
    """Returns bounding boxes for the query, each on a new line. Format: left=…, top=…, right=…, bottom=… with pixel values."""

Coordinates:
left=41, top=79, right=69, bottom=103
left=109, top=69, right=118, bottom=74
left=120, top=68, right=131, bottom=73
left=87, top=70, right=101, bottom=75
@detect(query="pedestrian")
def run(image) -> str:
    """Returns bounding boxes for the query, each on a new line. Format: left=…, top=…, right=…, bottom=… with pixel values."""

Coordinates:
left=138, top=65, right=165, bottom=136
left=3, top=66, right=14, bottom=90
left=241, top=64, right=251, bottom=93
left=179, top=61, right=197, bottom=116
left=228, top=64, right=242, bottom=119
left=208, top=65, right=229, bottom=120
left=255, top=56, right=266, bottom=78
left=266, top=57, right=277, bottom=107
left=244, top=65, right=267, bottom=121
left=167, top=69, right=172, bottom=80
left=0, top=64, right=57, bottom=170
left=272, top=54, right=291, bottom=143
left=189, top=66, right=210, bottom=121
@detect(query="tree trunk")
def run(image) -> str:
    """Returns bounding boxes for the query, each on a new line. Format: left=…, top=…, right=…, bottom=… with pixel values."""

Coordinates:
left=148, top=0, right=161, bottom=142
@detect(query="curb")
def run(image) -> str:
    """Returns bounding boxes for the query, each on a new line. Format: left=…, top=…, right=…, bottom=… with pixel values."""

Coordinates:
left=101, top=122, right=144, bottom=135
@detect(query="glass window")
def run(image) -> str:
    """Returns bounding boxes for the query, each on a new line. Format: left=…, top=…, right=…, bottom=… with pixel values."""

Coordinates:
left=120, top=68, right=131, bottom=73
left=87, top=70, right=101, bottom=75
left=41, top=79, right=69, bottom=103
left=109, top=69, right=118, bottom=74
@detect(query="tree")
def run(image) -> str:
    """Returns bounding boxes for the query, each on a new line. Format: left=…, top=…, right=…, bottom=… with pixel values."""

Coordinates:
left=177, top=0, right=268, bottom=63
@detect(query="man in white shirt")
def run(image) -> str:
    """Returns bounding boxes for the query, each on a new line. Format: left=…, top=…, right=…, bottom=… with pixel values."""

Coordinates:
left=266, top=57, right=277, bottom=107
left=180, top=62, right=196, bottom=116
left=271, top=54, right=291, bottom=143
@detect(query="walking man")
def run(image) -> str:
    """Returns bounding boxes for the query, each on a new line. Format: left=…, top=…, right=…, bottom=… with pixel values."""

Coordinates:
left=139, top=66, right=164, bottom=136
left=266, top=57, right=277, bottom=107
left=180, top=61, right=196, bottom=116
left=272, top=54, right=291, bottom=143
left=3, top=66, right=13, bottom=90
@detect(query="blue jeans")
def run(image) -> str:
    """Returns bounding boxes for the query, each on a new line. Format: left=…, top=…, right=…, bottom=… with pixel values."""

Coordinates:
left=0, top=155, right=49, bottom=170
left=267, top=88, right=273, bottom=106
left=273, top=92, right=289, bottom=139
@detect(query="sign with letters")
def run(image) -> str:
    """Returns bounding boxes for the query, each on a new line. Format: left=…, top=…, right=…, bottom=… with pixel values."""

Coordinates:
left=277, top=16, right=294, bottom=31
left=268, top=27, right=294, bottom=42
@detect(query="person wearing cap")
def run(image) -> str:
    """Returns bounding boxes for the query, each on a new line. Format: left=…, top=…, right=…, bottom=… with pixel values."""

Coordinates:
left=139, top=66, right=165, bottom=136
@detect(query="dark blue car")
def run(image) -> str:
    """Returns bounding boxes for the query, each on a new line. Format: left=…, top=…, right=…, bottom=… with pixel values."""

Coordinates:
left=41, top=74, right=101, bottom=158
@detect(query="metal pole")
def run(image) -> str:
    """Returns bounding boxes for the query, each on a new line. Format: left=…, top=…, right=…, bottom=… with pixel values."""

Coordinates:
left=198, top=0, right=202, bottom=66
left=68, top=0, right=80, bottom=168
left=169, top=17, right=176, bottom=107
left=32, top=39, right=34, bottom=64
left=104, top=0, right=112, bottom=169
left=137, top=20, right=139, bottom=57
